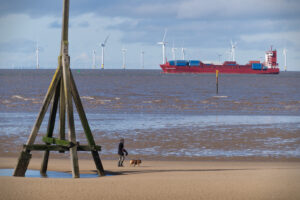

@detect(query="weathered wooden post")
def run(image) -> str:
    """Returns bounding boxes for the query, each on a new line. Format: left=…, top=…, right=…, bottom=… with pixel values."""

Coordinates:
left=216, top=70, right=219, bottom=94
left=13, top=0, right=105, bottom=178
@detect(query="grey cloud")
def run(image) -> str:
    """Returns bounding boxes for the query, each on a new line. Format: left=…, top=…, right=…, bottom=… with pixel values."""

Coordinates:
left=48, top=20, right=73, bottom=28
left=2, top=0, right=299, bottom=20
left=1, top=0, right=299, bottom=56
left=176, top=0, right=300, bottom=20
left=0, top=39, right=36, bottom=53
left=77, top=21, right=89, bottom=28
left=107, top=16, right=299, bottom=51
left=49, top=20, right=61, bottom=28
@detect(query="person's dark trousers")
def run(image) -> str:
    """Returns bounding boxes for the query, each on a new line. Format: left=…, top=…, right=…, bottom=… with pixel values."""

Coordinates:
left=118, top=155, right=125, bottom=167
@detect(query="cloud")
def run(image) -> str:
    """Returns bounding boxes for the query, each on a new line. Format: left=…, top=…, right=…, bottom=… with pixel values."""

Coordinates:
left=2, top=0, right=299, bottom=20
left=176, top=0, right=300, bottom=20
left=49, top=20, right=61, bottom=28
left=0, top=39, right=36, bottom=53
left=0, top=0, right=300, bottom=70
left=77, top=21, right=89, bottom=28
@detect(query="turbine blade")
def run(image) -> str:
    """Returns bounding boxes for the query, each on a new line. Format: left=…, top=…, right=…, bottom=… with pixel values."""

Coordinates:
left=162, top=28, right=167, bottom=42
left=103, top=34, right=110, bottom=45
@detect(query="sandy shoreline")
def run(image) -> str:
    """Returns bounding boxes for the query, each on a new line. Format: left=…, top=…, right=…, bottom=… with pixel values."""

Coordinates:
left=0, top=157, right=300, bottom=200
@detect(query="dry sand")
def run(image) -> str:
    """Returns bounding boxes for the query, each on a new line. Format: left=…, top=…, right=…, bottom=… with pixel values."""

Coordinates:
left=0, top=157, right=300, bottom=200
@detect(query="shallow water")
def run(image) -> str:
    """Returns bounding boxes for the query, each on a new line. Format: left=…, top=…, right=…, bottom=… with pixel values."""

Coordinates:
left=1, top=69, right=300, bottom=115
left=0, top=169, right=103, bottom=178
left=0, top=70, right=299, bottom=160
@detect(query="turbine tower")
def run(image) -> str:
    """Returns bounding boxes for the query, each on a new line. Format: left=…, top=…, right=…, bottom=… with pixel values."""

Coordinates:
left=171, top=41, right=177, bottom=60
left=181, top=47, right=186, bottom=60
left=121, top=47, right=127, bottom=69
left=283, top=48, right=287, bottom=72
left=230, top=40, right=237, bottom=61
left=157, top=29, right=168, bottom=64
left=100, top=35, right=110, bottom=69
left=92, top=50, right=96, bottom=69
left=36, top=42, right=40, bottom=69
left=141, top=50, right=145, bottom=69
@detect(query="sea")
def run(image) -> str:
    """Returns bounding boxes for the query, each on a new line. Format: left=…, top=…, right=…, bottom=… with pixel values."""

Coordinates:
left=0, top=69, right=299, bottom=161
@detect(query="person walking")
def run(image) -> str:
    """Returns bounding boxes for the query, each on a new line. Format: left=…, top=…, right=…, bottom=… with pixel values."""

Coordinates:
left=118, top=138, right=128, bottom=167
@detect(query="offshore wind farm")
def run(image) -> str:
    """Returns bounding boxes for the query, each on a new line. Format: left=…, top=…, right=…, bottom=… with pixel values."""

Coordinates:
left=30, top=27, right=285, bottom=73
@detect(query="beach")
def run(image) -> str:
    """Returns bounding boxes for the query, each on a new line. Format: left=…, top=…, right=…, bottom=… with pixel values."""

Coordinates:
left=1, top=157, right=300, bottom=200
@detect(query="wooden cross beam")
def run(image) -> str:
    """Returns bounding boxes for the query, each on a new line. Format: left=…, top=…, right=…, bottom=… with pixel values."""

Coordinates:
left=13, top=0, right=105, bottom=178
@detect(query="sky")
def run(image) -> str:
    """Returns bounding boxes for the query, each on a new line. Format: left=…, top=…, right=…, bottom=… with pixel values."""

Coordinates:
left=0, top=0, right=300, bottom=70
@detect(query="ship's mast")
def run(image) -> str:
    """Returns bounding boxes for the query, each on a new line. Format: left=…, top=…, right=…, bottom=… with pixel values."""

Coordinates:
left=230, top=40, right=237, bottom=62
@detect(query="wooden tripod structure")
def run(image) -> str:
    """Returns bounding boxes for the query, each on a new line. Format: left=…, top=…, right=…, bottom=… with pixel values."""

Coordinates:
left=13, top=0, right=105, bottom=178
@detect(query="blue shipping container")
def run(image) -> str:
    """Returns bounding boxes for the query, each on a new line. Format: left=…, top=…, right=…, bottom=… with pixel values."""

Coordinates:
left=189, top=60, right=200, bottom=66
left=252, top=63, right=262, bottom=70
left=176, top=60, right=188, bottom=66
left=169, top=60, right=175, bottom=66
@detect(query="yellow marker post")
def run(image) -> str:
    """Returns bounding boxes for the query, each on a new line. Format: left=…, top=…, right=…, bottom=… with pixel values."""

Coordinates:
left=216, top=70, right=219, bottom=94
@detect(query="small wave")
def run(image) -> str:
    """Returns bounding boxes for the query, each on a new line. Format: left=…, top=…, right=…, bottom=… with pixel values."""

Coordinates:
left=81, top=96, right=95, bottom=100
left=213, top=96, right=228, bottom=98
left=201, top=100, right=209, bottom=104
left=12, top=95, right=24, bottom=100
left=143, top=101, right=152, bottom=104
left=115, top=97, right=120, bottom=100
left=2, top=100, right=11, bottom=104
left=32, top=101, right=42, bottom=104
left=95, top=99, right=111, bottom=104
left=153, top=100, right=162, bottom=103
left=11, top=95, right=35, bottom=101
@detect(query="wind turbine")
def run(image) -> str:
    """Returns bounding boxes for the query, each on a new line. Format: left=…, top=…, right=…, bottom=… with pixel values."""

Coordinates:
left=141, top=50, right=145, bottom=69
left=181, top=47, right=186, bottom=60
left=283, top=48, right=287, bottom=72
left=100, top=35, right=110, bottom=69
left=121, top=47, right=127, bottom=69
left=230, top=40, right=237, bottom=61
left=157, top=29, right=168, bottom=64
left=92, top=49, right=96, bottom=69
left=36, top=42, right=40, bottom=69
left=171, top=40, right=177, bottom=60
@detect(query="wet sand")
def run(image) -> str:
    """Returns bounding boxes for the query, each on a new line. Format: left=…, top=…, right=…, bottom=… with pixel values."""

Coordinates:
left=0, top=157, right=300, bottom=200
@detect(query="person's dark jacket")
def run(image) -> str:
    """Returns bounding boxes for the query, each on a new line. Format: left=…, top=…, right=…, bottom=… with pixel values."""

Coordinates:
left=118, top=142, right=128, bottom=156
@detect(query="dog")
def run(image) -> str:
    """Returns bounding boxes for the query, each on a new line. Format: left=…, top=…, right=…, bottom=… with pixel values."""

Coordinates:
left=130, top=159, right=142, bottom=167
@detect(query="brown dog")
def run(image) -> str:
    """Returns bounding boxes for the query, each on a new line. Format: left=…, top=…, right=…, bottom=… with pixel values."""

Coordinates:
left=130, top=159, right=142, bottom=167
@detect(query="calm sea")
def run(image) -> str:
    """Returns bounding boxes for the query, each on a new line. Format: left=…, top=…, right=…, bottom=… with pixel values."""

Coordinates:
left=0, top=69, right=299, bottom=160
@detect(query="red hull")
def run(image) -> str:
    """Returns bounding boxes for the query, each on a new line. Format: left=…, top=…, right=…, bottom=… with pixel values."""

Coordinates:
left=160, top=63, right=280, bottom=74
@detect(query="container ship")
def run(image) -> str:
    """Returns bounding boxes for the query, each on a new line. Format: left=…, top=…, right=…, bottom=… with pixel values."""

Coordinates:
left=160, top=47, right=280, bottom=74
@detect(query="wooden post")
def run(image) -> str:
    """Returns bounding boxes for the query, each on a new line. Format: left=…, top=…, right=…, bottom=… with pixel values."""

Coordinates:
left=59, top=75, right=66, bottom=142
left=216, top=70, right=219, bottom=95
left=40, top=82, right=60, bottom=175
left=13, top=151, right=32, bottom=177
left=13, top=68, right=61, bottom=177
left=59, top=57, right=66, bottom=154
left=62, top=41, right=80, bottom=178
left=70, top=71, right=105, bottom=176
left=60, top=0, right=79, bottom=178
left=13, top=0, right=105, bottom=178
